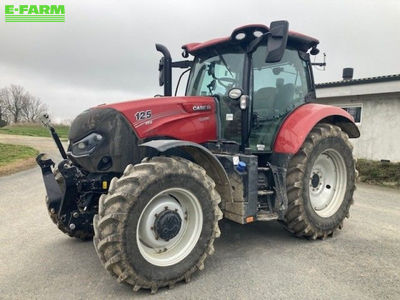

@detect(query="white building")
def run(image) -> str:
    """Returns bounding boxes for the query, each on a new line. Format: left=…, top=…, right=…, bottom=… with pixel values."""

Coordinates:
left=316, top=74, right=400, bottom=162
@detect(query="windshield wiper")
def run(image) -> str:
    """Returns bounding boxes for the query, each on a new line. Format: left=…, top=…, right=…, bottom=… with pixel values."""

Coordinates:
left=215, top=50, right=233, bottom=77
left=207, top=79, right=216, bottom=94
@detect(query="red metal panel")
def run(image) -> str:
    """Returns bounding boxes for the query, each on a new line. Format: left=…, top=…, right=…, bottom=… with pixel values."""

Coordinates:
left=183, top=37, right=230, bottom=53
left=273, top=104, right=356, bottom=154
left=99, top=96, right=217, bottom=143
left=182, top=24, right=319, bottom=54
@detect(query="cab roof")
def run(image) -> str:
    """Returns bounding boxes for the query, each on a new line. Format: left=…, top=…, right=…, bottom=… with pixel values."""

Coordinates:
left=182, top=24, right=319, bottom=55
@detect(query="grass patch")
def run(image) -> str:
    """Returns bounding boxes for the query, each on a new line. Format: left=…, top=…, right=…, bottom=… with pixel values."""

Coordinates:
left=0, top=143, right=38, bottom=167
left=357, top=159, right=400, bottom=188
left=0, top=123, right=69, bottom=139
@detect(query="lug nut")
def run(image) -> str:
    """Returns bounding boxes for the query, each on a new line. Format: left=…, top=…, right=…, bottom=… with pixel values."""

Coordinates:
left=69, top=223, right=76, bottom=230
left=73, top=212, right=79, bottom=218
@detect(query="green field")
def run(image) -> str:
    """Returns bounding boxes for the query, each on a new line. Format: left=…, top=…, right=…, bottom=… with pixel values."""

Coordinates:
left=0, top=143, right=39, bottom=168
left=357, top=159, right=400, bottom=188
left=0, top=123, right=69, bottom=139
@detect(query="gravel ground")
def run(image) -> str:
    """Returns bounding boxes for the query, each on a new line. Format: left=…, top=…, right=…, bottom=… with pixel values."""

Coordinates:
left=0, top=134, right=399, bottom=299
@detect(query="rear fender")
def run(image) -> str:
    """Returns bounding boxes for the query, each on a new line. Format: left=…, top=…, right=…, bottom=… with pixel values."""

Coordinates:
left=140, top=140, right=233, bottom=203
left=273, top=103, right=360, bottom=154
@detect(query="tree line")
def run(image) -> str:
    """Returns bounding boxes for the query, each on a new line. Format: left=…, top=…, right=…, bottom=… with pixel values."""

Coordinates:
left=0, top=84, right=47, bottom=127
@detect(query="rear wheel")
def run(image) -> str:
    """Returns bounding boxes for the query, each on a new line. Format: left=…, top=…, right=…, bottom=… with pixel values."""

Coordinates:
left=93, top=156, right=222, bottom=293
left=284, top=123, right=356, bottom=239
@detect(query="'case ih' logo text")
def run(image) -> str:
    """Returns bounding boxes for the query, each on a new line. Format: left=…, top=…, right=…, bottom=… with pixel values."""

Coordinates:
left=192, top=105, right=211, bottom=111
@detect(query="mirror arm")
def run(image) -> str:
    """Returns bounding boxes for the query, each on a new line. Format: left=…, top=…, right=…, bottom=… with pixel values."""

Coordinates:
left=171, top=60, right=193, bottom=68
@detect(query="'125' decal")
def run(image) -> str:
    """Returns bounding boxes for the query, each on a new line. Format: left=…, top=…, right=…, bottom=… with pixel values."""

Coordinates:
left=135, top=110, right=152, bottom=120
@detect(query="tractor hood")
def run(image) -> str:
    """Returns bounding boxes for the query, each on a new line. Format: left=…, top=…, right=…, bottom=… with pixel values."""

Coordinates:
left=99, top=96, right=217, bottom=143
left=68, top=96, right=217, bottom=173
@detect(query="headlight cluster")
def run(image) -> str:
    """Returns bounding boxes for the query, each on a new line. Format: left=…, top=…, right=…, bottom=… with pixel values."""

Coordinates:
left=71, top=132, right=103, bottom=157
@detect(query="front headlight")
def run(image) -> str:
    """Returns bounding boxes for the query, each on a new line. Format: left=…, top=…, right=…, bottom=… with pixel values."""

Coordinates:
left=71, top=132, right=103, bottom=157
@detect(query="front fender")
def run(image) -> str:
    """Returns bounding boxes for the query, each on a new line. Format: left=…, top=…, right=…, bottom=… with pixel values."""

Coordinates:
left=139, top=140, right=233, bottom=203
left=273, top=103, right=360, bottom=154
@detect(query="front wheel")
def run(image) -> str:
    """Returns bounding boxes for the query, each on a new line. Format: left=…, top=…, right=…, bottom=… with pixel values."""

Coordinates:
left=283, top=123, right=356, bottom=239
left=93, top=156, right=222, bottom=293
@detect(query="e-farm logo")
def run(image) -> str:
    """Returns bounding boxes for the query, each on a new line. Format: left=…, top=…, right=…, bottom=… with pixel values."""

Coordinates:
left=4, top=4, right=65, bottom=22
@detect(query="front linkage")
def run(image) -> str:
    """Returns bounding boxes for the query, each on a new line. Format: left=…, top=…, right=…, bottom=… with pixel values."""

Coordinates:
left=36, top=115, right=112, bottom=239
left=37, top=154, right=112, bottom=238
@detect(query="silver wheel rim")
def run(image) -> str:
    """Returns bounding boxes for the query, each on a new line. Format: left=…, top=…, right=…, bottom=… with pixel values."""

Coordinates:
left=137, top=188, right=203, bottom=267
left=309, top=148, right=347, bottom=218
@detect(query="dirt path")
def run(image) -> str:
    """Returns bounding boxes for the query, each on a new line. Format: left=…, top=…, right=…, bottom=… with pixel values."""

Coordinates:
left=0, top=134, right=66, bottom=177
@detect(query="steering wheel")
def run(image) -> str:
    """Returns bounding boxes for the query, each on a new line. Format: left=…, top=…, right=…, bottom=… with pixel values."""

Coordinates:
left=217, top=77, right=237, bottom=88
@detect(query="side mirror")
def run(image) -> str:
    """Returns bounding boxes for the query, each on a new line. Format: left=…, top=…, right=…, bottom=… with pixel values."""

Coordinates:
left=155, top=43, right=172, bottom=96
left=158, top=57, right=165, bottom=86
left=266, top=20, right=289, bottom=63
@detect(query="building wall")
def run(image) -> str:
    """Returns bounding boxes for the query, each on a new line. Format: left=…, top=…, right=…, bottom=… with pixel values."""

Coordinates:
left=316, top=92, right=400, bottom=162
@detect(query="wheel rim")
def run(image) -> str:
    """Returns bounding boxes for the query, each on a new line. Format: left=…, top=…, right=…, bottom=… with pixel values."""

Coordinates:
left=309, top=148, right=347, bottom=218
left=137, top=188, right=203, bottom=267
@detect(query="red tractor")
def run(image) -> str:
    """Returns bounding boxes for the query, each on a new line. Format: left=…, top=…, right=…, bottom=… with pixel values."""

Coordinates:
left=37, top=21, right=359, bottom=293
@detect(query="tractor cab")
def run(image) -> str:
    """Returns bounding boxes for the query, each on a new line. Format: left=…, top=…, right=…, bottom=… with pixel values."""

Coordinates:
left=159, top=22, right=319, bottom=152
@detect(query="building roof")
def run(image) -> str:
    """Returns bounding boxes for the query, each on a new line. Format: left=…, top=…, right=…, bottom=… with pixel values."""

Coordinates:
left=316, top=74, right=400, bottom=88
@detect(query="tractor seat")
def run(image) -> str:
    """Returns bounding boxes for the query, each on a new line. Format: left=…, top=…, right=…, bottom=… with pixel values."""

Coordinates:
left=273, top=83, right=295, bottom=114
left=253, top=87, right=276, bottom=117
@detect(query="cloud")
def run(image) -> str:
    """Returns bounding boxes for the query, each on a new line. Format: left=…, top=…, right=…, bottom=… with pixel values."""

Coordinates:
left=1, top=0, right=399, bottom=120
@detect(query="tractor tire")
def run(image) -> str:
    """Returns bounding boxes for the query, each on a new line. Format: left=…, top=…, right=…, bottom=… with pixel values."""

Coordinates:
left=93, top=156, right=222, bottom=293
left=45, top=168, right=93, bottom=240
left=283, top=123, right=356, bottom=239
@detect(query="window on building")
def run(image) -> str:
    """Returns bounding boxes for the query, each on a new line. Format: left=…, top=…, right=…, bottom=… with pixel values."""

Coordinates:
left=341, top=106, right=362, bottom=124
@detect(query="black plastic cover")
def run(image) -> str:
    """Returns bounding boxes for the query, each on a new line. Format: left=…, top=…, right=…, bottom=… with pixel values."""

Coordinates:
left=68, top=107, right=141, bottom=173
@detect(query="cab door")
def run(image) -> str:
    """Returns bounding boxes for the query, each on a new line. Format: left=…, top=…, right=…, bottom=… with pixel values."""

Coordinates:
left=249, top=46, right=311, bottom=152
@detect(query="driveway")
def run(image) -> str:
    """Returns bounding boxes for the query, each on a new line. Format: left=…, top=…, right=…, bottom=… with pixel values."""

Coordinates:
left=0, top=134, right=399, bottom=299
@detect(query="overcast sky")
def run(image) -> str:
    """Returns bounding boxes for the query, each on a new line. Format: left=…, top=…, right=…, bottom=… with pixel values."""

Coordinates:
left=0, top=0, right=399, bottom=121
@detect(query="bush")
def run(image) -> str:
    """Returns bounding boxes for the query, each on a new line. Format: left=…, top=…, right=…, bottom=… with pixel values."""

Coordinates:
left=357, top=159, right=400, bottom=188
left=0, top=119, right=7, bottom=128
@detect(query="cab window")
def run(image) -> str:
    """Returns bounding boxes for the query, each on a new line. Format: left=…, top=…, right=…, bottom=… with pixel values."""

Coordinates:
left=187, top=52, right=245, bottom=143
left=249, top=47, right=310, bottom=151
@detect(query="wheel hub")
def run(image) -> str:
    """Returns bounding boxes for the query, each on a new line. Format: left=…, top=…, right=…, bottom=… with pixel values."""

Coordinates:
left=137, top=188, right=203, bottom=267
left=309, top=149, right=347, bottom=218
left=311, top=173, right=320, bottom=188
left=154, top=210, right=182, bottom=241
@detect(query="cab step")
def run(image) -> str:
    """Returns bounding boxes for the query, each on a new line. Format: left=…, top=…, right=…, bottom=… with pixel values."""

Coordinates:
left=257, top=190, right=274, bottom=196
left=256, top=210, right=279, bottom=221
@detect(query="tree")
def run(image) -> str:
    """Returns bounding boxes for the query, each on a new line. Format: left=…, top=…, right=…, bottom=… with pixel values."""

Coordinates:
left=0, top=90, right=8, bottom=126
left=0, top=85, right=27, bottom=123
left=0, top=85, right=47, bottom=123
left=21, top=95, right=47, bottom=122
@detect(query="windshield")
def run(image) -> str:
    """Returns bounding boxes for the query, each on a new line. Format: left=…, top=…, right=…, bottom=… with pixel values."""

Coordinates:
left=186, top=52, right=245, bottom=97
left=186, top=52, right=245, bottom=144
